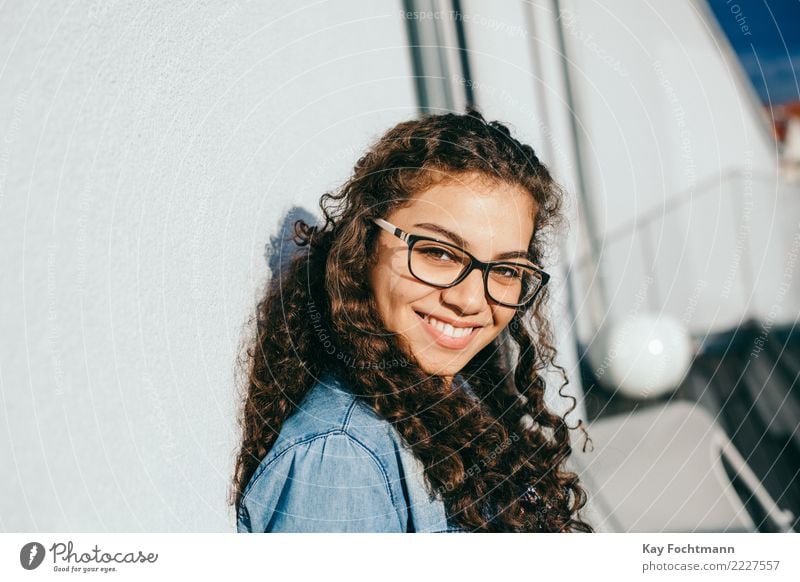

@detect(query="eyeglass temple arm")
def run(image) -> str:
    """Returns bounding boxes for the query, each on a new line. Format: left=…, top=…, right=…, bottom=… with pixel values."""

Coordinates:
left=372, top=217, right=409, bottom=242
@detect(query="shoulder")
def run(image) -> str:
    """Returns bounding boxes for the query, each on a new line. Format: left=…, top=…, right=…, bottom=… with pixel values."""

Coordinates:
left=237, top=373, right=410, bottom=532
left=266, top=372, right=403, bottom=459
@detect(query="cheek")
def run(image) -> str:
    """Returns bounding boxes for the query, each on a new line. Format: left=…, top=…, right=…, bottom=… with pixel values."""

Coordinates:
left=369, top=262, right=423, bottom=325
left=367, top=266, right=390, bottom=320
left=371, top=256, right=430, bottom=304
left=489, top=308, right=516, bottom=335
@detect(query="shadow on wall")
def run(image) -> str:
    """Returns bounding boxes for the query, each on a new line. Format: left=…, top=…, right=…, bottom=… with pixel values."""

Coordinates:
left=265, top=206, right=318, bottom=286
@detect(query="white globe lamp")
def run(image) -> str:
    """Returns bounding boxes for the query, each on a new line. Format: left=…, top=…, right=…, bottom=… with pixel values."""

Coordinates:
left=589, top=314, right=693, bottom=399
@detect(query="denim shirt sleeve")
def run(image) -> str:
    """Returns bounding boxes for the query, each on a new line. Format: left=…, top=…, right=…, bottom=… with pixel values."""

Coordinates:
left=238, top=431, right=408, bottom=533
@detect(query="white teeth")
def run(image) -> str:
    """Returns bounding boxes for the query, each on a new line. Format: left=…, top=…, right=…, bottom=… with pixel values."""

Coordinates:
left=423, top=314, right=475, bottom=338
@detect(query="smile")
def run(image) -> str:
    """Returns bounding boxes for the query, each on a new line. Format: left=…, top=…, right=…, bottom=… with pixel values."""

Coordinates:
left=415, top=311, right=481, bottom=349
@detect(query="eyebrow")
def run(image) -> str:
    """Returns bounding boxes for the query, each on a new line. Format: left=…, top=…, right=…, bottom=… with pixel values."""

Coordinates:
left=412, top=222, right=532, bottom=262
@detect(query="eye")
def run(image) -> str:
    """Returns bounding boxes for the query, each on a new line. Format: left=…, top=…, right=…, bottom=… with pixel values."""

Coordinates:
left=493, top=265, right=523, bottom=279
left=417, top=246, right=458, bottom=263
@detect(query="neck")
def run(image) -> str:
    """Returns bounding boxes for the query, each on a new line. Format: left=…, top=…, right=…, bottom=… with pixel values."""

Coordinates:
left=443, top=374, right=461, bottom=391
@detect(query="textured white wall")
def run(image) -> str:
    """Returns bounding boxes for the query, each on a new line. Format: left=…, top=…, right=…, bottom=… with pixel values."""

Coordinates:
left=0, top=0, right=416, bottom=531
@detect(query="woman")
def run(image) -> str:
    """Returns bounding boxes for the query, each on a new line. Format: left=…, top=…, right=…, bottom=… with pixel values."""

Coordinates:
left=231, top=108, right=593, bottom=532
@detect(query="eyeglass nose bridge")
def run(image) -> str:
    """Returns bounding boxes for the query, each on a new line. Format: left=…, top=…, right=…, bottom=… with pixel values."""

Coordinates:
left=448, top=254, right=493, bottom=289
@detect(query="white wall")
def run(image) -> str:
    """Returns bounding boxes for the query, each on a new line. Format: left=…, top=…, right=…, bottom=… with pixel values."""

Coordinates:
left=0, top=0, right=416, bottom=532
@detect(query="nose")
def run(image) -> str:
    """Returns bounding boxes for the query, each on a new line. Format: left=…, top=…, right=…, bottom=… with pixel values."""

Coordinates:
left=439, top=267, right=487, bottom=314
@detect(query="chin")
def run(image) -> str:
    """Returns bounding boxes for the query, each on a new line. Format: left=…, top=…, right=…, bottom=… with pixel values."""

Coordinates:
left=414, top=352, right=470, bottom=378
left=421, top=364, right=461, bottom=378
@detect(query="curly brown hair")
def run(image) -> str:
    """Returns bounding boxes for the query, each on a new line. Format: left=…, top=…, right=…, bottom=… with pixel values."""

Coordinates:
left=230, top=108, right=593, bottom=532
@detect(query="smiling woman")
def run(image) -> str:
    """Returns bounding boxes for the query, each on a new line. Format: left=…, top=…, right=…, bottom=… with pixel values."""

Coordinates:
left=231, top=108, right=593, bottom=533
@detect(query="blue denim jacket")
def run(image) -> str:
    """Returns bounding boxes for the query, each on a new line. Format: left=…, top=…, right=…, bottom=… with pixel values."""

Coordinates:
left=237, top=371, right=468, bottom=533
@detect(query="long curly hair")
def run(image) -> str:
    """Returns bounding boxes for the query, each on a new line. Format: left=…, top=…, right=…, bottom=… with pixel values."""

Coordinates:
left=230, top=108, right=593, bottom=532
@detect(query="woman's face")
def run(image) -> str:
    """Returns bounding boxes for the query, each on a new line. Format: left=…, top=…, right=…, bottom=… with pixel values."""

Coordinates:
left=368, top=173, right=537, bottom=381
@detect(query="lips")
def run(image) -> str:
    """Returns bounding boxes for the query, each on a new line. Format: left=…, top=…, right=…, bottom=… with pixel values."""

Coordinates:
left=415, top=311, right=482, bottom=349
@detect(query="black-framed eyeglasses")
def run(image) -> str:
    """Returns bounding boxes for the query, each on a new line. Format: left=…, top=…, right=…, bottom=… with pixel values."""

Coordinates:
left=371, top=217, right=550, bottom=308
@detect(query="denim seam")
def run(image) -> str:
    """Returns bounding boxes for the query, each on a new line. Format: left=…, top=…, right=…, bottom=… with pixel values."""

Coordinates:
left=339, top=399, right=403, bottom=513
left=342, top=397, right=357, bottom=431
left=341, top=431, right=399, bottom=510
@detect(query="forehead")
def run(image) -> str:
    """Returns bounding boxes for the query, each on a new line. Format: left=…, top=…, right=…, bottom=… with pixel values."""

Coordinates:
left=389, top=175, right=537, bottom=254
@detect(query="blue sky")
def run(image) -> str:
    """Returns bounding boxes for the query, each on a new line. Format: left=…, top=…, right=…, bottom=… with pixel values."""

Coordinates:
left=707, top=0, right=800, bottom=104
